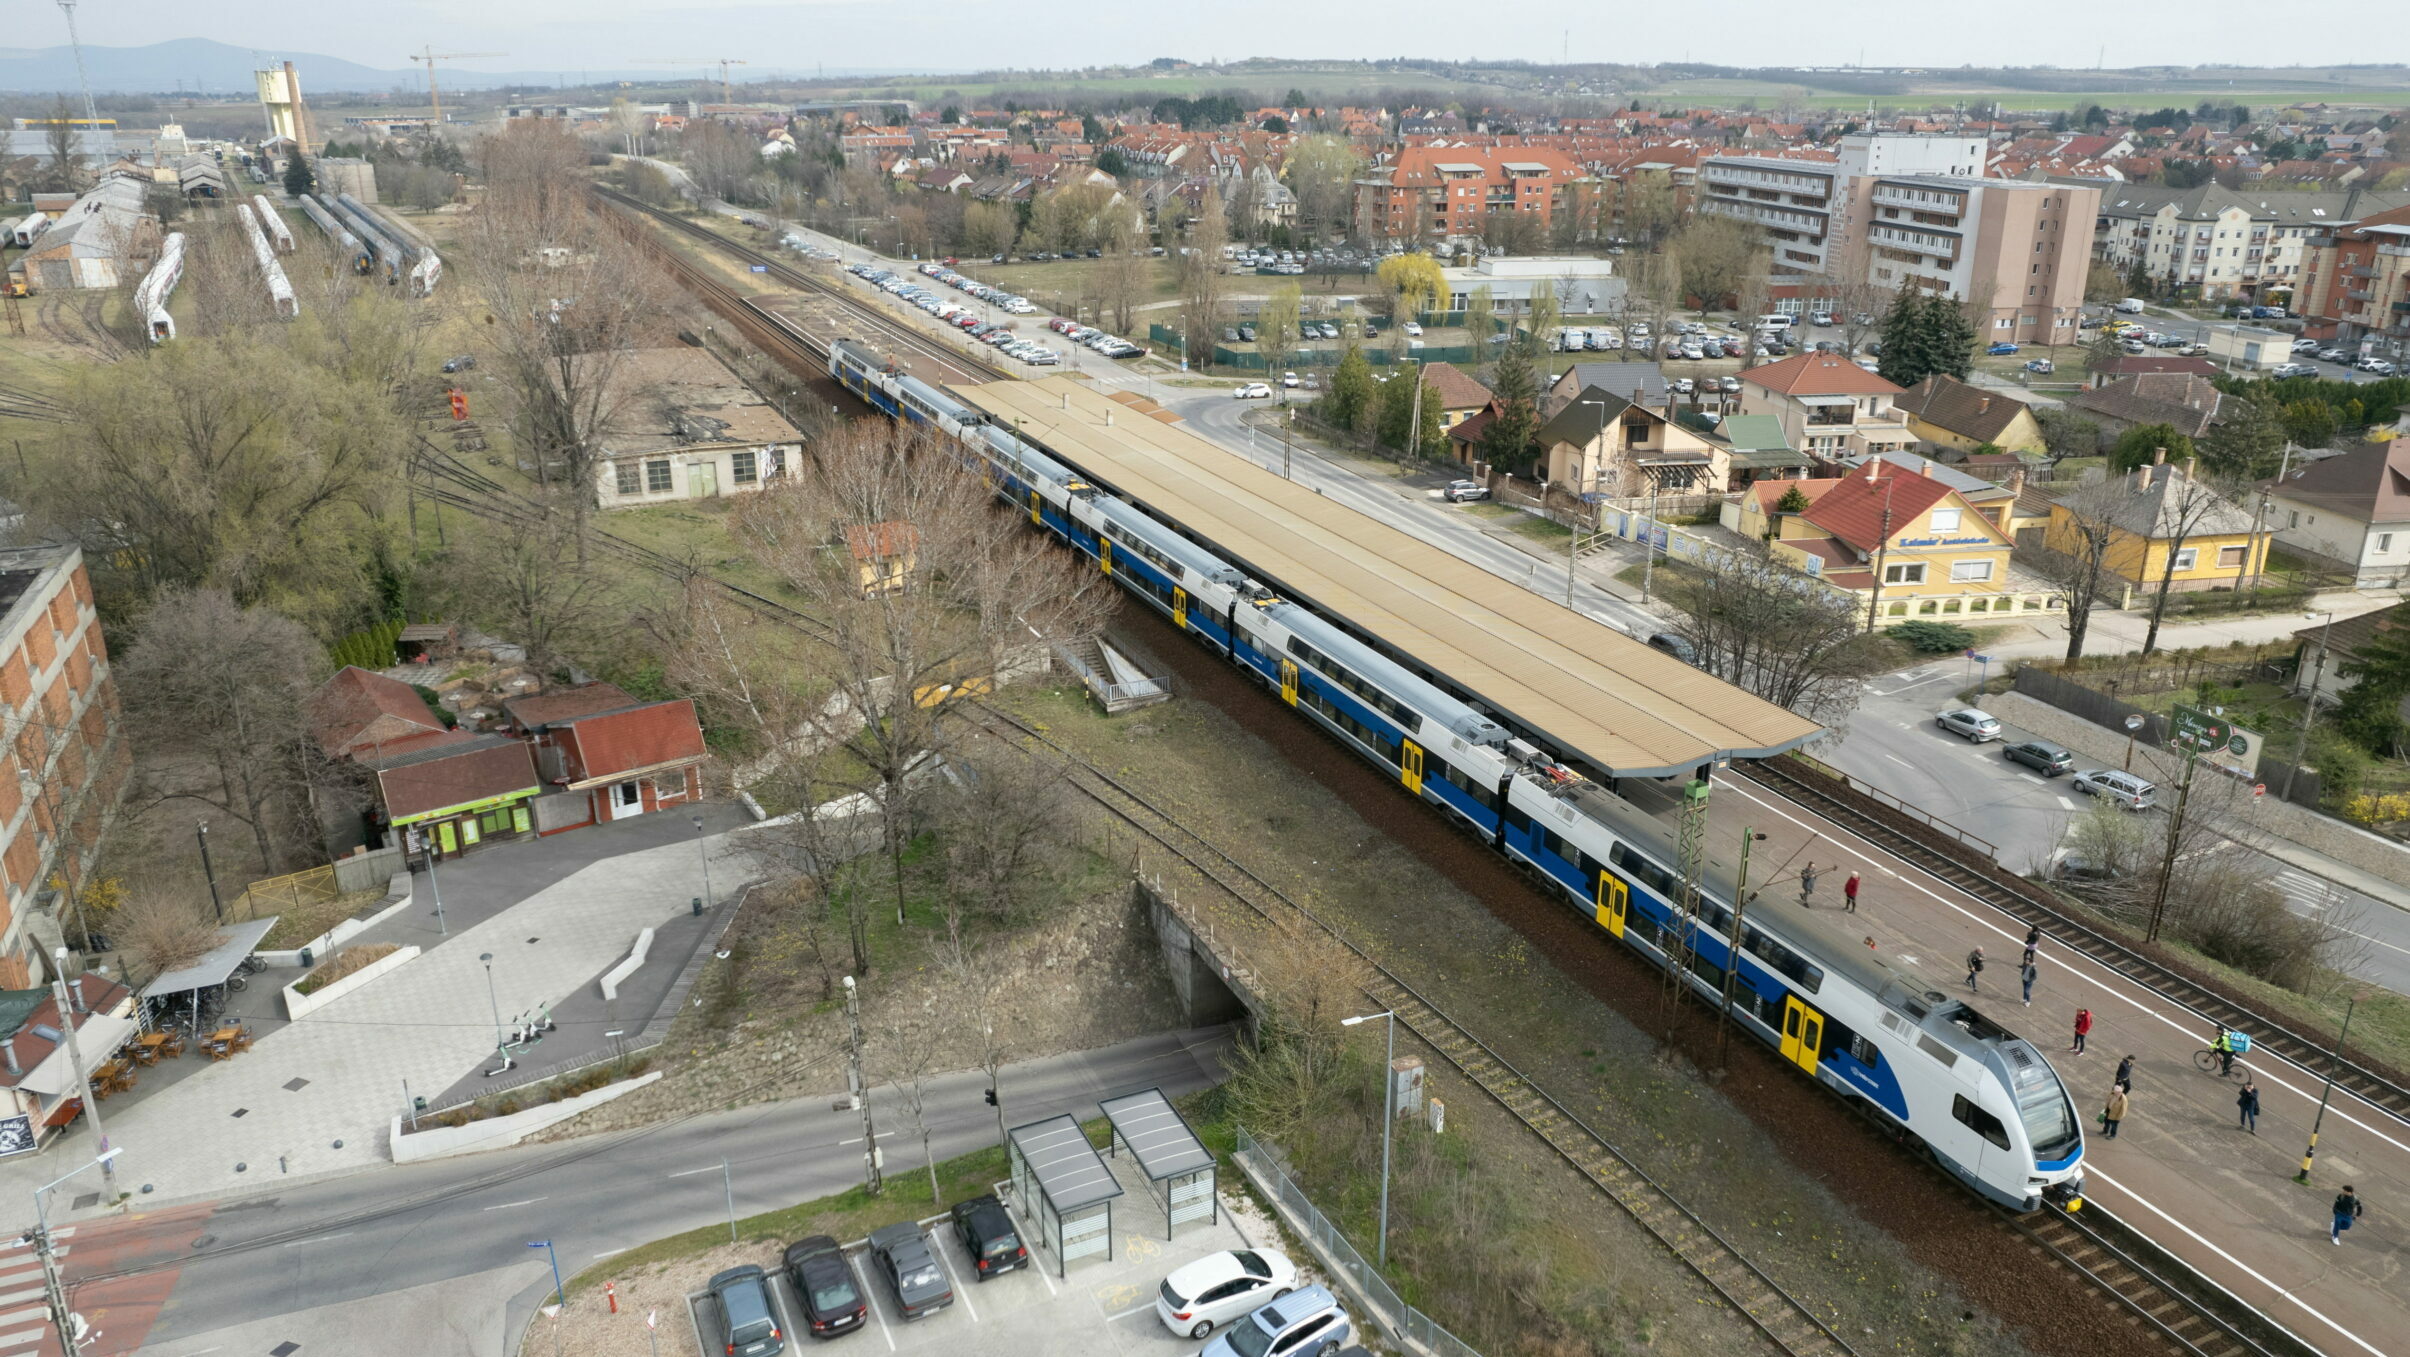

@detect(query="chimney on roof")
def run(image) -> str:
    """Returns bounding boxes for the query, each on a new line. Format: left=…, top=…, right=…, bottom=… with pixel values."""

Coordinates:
left=2184, top=456, right=2198, bottom=480
left=2154, top=446, right=2168, bottom=466
left=1, top=1039, right=15, bottom=1076
left=69, top=979, right=84, bottom=1014
left=1976, top=396, right=1991, bottom=416
left=2008, top=465, right=2027, bottom=495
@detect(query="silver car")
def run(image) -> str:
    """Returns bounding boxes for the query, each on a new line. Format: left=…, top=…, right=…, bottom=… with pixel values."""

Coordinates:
left=1935, top=708, right=2002, bottom=742
left=2072, top=769, right=2157, bottom=810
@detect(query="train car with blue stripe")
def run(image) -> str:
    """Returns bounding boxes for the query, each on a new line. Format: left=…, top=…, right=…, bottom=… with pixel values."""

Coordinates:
left=827, top=348, right=2085, bottom=1213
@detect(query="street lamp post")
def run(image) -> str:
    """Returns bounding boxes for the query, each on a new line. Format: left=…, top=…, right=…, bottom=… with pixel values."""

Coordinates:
left=693, top=813, right=714, bottom=909
left=480, top=952, right=505, bottom=1065
left=2295, top=991, right=2367, bottom=1184
left=196, top=821, right=224, bottom=923
left=26, top=1148, right=119, bottom=1357
left=1341, top=1010, right=1397, bottom=1268
left=49, top=947, right=116, bottom=1201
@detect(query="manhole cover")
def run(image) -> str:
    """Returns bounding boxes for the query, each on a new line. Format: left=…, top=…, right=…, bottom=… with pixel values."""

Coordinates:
left=70, top=1193, right=98, bottom=1210
left=231, top=1108, right=249, bottom=1119
left=526, top=937, right=540, bottom=944
left=284, top=1077, right=311, bottom=1092
left=271, top=1343, right=301, bottom=1357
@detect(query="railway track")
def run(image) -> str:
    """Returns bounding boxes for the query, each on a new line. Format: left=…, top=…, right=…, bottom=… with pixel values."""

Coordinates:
left=593, top=186, right=1007, bottom=387
left=1742, top=755, right=2410, bottom=1130
left=972, top=703, right=1861, bottom=1357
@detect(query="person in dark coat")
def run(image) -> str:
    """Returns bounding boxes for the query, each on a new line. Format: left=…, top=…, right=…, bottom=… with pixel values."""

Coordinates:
left=1965, top=946, right=1985, bottom=991
left=2332, top=1186, right=2364, bottom=1244
left=2237, top=1081, right=2260, bottom=1134
left=1799, top=861, right=1820, bottom=906
left=2113, top=1054, right=2135, bottom=1091
left=2020, top=958, right=2039, bottom=1005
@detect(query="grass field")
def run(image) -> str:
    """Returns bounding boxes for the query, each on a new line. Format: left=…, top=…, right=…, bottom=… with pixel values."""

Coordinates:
left=1625, top=75, right=2410, bottom=112
left=976, top=255, right=1182, bottom=309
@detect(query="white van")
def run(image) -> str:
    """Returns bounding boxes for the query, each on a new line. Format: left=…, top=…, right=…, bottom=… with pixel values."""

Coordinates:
left=2115, top=298, right=2146, bottom=314
left=1756, top=313, right=1794, bottom=331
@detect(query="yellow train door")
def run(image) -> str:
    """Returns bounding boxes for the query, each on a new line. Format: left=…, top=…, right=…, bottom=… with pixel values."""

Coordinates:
left=1594, top=873, right=1628, bottom=938
left=1172, top=586, right=1189, bottom=630
left=1780, top=996, right=1823, bottom=1076
left=1400, top=740, right=1424, bottom=794
left=1279, top=658, right=1299, bottom=706
left=1099, top=538, right=1115, bottom=576
left=1028, top=487, right=1042, bottom=526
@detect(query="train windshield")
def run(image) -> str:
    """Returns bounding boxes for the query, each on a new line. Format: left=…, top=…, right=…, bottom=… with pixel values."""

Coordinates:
left=2010, top=1057, right=2080, bottom=1159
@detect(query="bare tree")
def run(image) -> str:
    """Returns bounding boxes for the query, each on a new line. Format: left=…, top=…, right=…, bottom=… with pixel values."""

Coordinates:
left=431, top=506, right=634, bottom=679
left=111, top=877, right=223, bottom=986
left=1662, top=541, right=1866, bottom=728
left=462, top=119, right=675, bottom=541
left=2028, top=473, right=2129, bottom=662
left=1095, top=206, right=1147, bottom=335
left=2137, top=462, right=2246, bottom=656
left=725, top=421, right=1119, bottom=970
left=934, top=744, right=1073, bottom=927
left=679, top=121, right=759, bottom=203
left=115, top=588, right=321, bottom=873
left=1177, top=186, right=1229, bottom=364
left=881, top=1021, right=944, bottom=1201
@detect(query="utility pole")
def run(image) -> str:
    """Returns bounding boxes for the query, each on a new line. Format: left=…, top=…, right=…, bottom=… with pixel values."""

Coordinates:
left=2238, top=441, right=2291, bottom=605
left=1863, top=463, right=1898, bottom=632
left=842, top=976, right=882, bottom=1195
left=1341, top=1010, right=1397, bottom=1267
left=2284, top=610, right=2336, bottom=802
left=2295, top=991, right=2366, bottom=1184
left=2144, top=740, right=2203, bottom=943
left=196, top=821, right=224, bottom=924
left=1639, top=469, right=1662, bottom=604
left=1714, top=829, right=1770, bottom=1071
left=49, top=948, right=117, bottom=1201
left=26, top=1148, right=117, bottom=1357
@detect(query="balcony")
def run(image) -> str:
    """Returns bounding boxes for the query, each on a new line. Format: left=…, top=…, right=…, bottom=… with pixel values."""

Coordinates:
left=1703, top=166, right=1833, bottom=197
left=1871, top=185, right=1965, bottom=216
left=2347, top=265, right=2376, bottom=280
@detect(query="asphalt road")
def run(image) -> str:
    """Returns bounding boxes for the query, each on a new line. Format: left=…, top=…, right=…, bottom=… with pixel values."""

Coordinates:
left=1821, top=662, right=2410, bottom=995
left=132, top=1027, right=1234, bottom=1355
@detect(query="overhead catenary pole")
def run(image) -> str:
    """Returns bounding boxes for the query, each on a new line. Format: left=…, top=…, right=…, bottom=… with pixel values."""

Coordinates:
left=2295, top=991, right=2366, bottom=1184
left=2238, top=441, right=2291, bottom=604
left=1714, top=829, right=1770, bottom=1070
left=2284, top=610, right=2336, bottom=802
left=843, top=975, right=883, bottom=1195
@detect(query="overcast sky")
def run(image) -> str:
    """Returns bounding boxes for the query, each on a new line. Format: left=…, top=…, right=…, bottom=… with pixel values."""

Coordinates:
left=40, top=1, right=2410, bottom=77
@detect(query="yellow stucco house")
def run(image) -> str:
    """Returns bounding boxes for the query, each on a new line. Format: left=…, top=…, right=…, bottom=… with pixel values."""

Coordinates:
left=1762, top=458, right=2014, bottom=601
left=2042, top=459, right=2270, bottom=593
left=1895, top=374, right=2048, bottom=457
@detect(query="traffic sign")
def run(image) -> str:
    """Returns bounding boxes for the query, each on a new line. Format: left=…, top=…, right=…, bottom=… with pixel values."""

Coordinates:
left=749, top=264, right=768, bottom=273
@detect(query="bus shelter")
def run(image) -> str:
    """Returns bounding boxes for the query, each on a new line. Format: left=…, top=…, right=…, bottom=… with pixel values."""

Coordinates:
left=1100, top=1087, right=1217, bottom=1238
left=1007, top=1115, right=1122, bottom=1277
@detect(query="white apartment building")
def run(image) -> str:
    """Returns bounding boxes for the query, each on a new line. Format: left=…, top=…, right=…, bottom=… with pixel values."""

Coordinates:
left=1860, top=176, right=2100, bottom=341
left=1700, top=134, right=1988, bottom=278
left=2071, top=181, right=2410, bottom=301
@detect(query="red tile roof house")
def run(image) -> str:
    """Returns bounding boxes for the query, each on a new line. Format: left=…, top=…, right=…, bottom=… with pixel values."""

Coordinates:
left=503, top=684, right=708, bottom=834
left=308, top=666, right=543, bottom=856
left=0, top=973, right=137, bottom=1150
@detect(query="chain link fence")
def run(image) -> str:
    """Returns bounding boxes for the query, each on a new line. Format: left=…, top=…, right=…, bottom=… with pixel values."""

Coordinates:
left=1231, top=1127, right=1481, bottom=1357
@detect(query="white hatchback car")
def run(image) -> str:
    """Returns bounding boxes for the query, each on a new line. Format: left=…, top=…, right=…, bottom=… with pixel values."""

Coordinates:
left=1155, top=1248, right=1299, bottom=1340
left=1233, top=382, right=1273, bottom=399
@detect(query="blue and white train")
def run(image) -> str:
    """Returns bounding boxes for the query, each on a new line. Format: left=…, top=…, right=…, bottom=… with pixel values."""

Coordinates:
left=830, top=339, right=2086, bottom=1212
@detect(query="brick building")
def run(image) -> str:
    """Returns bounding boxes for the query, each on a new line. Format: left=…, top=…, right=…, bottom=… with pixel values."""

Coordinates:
left=2295, top=202, right=2410, bottom=363
left=0, top=546, right=127, bottom=988
left=1352, top=146, right=1584, bottom=243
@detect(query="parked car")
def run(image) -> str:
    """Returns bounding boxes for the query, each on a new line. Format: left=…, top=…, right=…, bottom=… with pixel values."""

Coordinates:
left=1935, top=708, right=2002, bottom=742
left=1155, top=1249, right=1301, bottom=1340
left=1200, top=1285, right=1350, bottom=1357
left=1808, top=310, right=1836, bottom=327
left=950, top=1194, right=1028, bottom=1281
left=1402, top=321, right=1423, bottom=337
left=2359, top=357, right=2399, bottom=375
left=1646, top=631, right=1697, bottom=664
left=440, top=353, right=476, bottom=373
left=2025, top=358, right=2054, bottom=374
left=1234, top=382, right=1273, bottom=399
left=706, top=1265, right=787, bottom=1357
left=1443, top=479, right=1490, bottom=503
left=2002, top=741, right=2075, bottom=776
left=2273, top=362, right=2319, bottom=379
left=867, top=1223, right=953, bottom=1321
left=1987, top=342, right=2020, bottom=356
left=2292, top=337, right=2320, bottom=352
left=783, top=1236, right=868, bottom=1339
left=1238, top=324, right=1257, bottom=342
left=2115, top=297, right=2147, bottom=314
left=2072, top=769, right=2158, bottom=810
left=1281, top=371, right=1301, bottom=389
left=1718, top=375, right=1742, bottom=392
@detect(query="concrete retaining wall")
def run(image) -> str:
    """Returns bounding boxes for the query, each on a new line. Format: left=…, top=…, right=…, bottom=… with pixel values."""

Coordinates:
left=255, top=871, right=413, bottom=968
left=598, top=927, right=653, bottom=1003
left=283, top=944, right=420, bottom=1020
left=1986, top=690, right=2410, bottom=888
left=390, top=1070, right=663, bottom=1164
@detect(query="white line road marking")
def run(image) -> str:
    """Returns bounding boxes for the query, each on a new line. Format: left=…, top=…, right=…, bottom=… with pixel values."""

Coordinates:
left=666, top=1165, right=721, bottom=1178
left=282, top=1233, right=352, bottom=1248
left=2056, top=796, right=2077, bottom=810
left=928, top=1230, right=977, bottom=1322
left=593, top=1248, right=628, bottom=1259
left=1884, top=754, right=1913, bottom=768
left=1105, top=1303, right=1156, bottom=1320
left=0, top=1329, right=44, bottom=1353
left=2018, top=774, right=2046, bottom=785
left=837, top=1131, right=900, bottom=1146
left=2085, top=1165, right=2382, bottom=1357
left=481, top=1198, right=545, bottom=1211
left=0, top=1230, right=69, bottom=1250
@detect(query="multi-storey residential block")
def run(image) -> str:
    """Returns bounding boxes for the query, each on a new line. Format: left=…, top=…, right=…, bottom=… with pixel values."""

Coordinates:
left=1857, top=176, right=2099, bottom=343
left=2296, top=202, right=2410, bottom=362
left=2072, top=181, right=2410, bottom=302
left=1699, top=134, right=1986, bottom=277
left=0, top=546, right=126, bottom=988
left=1351, top=146, right=1583, bottom=243
left=1735, top=352, right=1912, bottom=464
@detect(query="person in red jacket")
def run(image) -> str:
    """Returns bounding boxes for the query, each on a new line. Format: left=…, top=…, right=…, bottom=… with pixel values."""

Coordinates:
left=2070, top=1007, right=2094, bottom=1054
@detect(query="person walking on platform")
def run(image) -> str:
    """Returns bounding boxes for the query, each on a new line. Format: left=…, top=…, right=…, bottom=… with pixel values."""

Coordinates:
left=1843, top=871, right=1860, bottom=912
left=2024, top=923, right=2042, bottom=954
left=2070, top=1007, right=2093, bottom=1054
left=2020, top=956, right=2039, bottom=1005
left=2113, top=1054, right=2134, bottom=1092
left=1965, top=946, right=1985, bottom=991
left=2237, top=1081, right=2259, bottom=1134
left=2101, top=1084, right=2128, bottom=1139
left=1798, top=861, right=1820, bottom=907
left=2332, top=1187, right=2364, bottom=1245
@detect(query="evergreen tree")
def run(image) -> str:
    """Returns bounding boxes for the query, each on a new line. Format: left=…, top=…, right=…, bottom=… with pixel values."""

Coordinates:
left=282, top=151, right=315, bottom=197
left=2108, top=423, right=2195, bottom=471
left=1375, top=370, right=1447, bottom=459
left=1927, top=293, right=1976, bottom=381
left=2083, top=324, right=2125, bottom=376
left=1875, top=290, right=1934, bottom=388
left=1326, top=344, right=1376, bottom=432
left=1480, top=341, right=1539, bottom=473
left=2199, top=393, right=2286, bottom=479
left=2281, top=399, right=2338, bottom=449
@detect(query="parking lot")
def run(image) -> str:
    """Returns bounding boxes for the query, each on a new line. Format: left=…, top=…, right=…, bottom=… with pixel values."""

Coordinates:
left=686, top=1147, right=1282, bottom=1357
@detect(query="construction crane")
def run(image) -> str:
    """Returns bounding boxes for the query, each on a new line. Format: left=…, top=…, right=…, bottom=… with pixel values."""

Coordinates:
left=409, top=47, right=507, bottom=123
left=635, top=58, right=750, bottom=106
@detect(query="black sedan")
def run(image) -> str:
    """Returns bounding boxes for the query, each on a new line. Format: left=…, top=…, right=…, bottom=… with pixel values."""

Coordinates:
left=782, top=1235, right=868, bottom=1338
left=867, top=1222, right=953, bottom=1321
left=950, top=1193, right=1027, bottom=1280
left=2001, top=740, right=2074, bottom=776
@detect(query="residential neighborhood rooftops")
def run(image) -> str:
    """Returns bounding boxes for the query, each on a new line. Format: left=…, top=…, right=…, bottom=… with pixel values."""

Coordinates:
left=2092, top=354, right=2219, bottom=382
left=1839, top=448, right=2015, bottom=504
left=2260, top=439, right=2410, bottom=524
left=501, top=682, right=640, bottom=733
left=310, top=666, right=450, bottom=761
left=2068, top=373, right=2224, bottom=438
left=1795, top=460, right=1955, bottom=555
left=1417, top=360, right=1493, bottom=412
left=556, top=699, right=710, bottom=788
left=374, top=736, right=542, bottom=824
left=2088, top=461, right=2259, bottom=538
left=1551, top=362, right=1668, bottom=411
